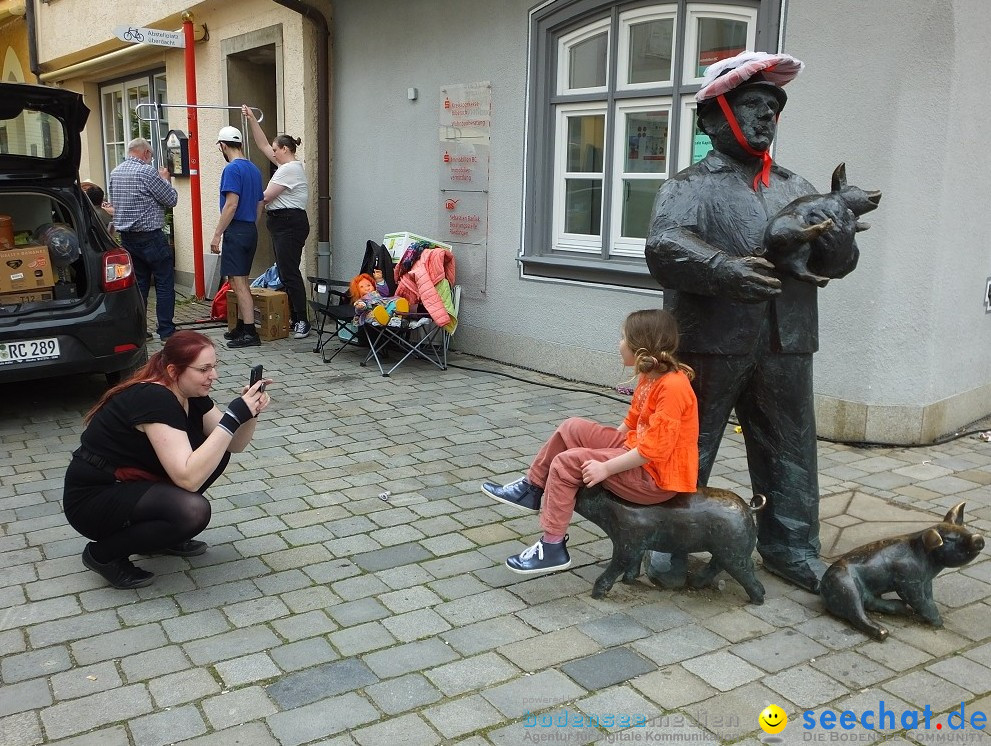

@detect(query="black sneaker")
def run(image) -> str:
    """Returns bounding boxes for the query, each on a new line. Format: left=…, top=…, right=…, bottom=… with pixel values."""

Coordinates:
left=161, top=539, right=208, bottom=557
left=481, top=478, right=542, bottom=511
left=506, top=535, right=571, bottom=575
left=227, top=331, right=261, bottom=348
left=292, top=320, right=311, bottom=339
left=223, top=326, right=241, bottom=341
left=82, top=543, right=154, bottom=589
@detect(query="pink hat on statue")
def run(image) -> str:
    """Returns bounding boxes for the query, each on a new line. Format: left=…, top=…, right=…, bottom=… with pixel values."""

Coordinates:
left=696, top=51, right=804, bottom=105
left=695, top=51, right=805, bottom=191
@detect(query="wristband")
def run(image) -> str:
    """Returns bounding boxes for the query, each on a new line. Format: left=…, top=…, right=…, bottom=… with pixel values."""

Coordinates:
left=217, top=411, right=241, bottom=436
left=227, top=397, right=252, bottom=422
left=217, top=397, right=253, bottom=436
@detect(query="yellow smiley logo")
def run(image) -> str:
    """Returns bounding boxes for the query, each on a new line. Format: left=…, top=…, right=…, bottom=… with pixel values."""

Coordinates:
left=759, top=704, right=788, bottom=734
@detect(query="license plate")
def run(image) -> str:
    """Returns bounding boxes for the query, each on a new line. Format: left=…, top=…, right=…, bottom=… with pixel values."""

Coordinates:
left=0, top=338, right=61, bottom=365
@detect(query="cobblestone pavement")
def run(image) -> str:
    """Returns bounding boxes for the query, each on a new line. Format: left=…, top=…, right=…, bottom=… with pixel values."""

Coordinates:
left=1, top=298, right=990, bottom=745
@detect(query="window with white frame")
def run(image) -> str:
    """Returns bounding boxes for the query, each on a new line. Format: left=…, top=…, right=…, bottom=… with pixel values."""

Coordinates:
left=523, top=0, right=779, bottom=288
left=99, top=71, right=169, bottom=184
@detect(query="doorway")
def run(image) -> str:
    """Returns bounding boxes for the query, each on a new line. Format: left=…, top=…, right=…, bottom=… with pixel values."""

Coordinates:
left=223, top=27, right=283, bottom=278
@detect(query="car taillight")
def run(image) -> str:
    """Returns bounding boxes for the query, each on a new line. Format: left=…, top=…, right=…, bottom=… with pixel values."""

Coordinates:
left=102, top=248, right=135, bottom=292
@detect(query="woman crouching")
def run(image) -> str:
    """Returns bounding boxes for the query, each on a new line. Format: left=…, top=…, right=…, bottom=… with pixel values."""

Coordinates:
left=63, top=331, right=270, bottom=589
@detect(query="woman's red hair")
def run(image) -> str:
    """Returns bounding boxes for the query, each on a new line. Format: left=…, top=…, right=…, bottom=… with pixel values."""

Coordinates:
left=349, top=273, right=376, bottom=303
left=84, top=331, right=215, bottom=423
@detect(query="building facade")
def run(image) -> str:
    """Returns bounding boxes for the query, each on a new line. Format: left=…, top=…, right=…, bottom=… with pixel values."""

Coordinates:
left=32, top=0, right=326, bottom=290
left=27, top=0, right=991, bottom=444
left=329, top=0, right=991, bottom=445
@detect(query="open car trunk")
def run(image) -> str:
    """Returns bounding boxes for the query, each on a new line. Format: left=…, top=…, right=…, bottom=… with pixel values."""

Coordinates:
left=0, top=187, right=105, bottom=310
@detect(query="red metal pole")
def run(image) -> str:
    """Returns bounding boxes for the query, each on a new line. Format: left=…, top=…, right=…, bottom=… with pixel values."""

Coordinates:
left=183, top=14, right=205, bottom=299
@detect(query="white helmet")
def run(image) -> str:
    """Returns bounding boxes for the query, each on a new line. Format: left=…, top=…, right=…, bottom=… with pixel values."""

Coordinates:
left=217, top=126, right=243, bottom=145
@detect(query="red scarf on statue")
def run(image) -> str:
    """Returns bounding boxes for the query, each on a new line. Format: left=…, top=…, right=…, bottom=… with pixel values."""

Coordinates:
left=715, top=94, right=778, bottom=191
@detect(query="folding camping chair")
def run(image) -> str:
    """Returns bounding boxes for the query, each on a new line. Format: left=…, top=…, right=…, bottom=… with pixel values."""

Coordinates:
left=306, top=275, right=361, bottom=363
left=360, top=285, right=461, bottom=377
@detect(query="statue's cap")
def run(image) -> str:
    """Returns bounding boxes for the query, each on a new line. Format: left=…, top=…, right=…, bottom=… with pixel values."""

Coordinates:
left=696, top=51, right=804, bottom=107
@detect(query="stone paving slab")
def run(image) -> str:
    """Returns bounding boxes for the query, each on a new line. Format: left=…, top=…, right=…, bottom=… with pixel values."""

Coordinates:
left=3, top=311, right=991, bottom=744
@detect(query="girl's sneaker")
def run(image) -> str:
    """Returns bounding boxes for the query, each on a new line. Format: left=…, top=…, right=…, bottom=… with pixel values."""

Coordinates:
left=506, top=535, right=571, bottom=574
left=481, top=478, right=542, bottom=511
left=292, top=320, right=311, bottom=339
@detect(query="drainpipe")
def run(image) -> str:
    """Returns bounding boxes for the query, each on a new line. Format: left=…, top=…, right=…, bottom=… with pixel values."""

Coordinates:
left=24, top=0, right=40, bottom=81
left=272, top=0, right=331, bottom=278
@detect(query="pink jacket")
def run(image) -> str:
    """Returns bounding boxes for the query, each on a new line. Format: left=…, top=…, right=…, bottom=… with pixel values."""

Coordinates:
left=395, top=248, right=456, bottom=327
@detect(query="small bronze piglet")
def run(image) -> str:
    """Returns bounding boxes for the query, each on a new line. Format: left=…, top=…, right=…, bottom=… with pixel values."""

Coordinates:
left=574, top=485, right=767, bottom=604
left=819, top=502, right=985, bottom=641
left=763, top=162, right=881, bottom=286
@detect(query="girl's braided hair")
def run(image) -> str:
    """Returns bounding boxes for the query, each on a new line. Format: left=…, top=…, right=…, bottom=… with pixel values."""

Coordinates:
left=623, top=309, right=694, bottom=381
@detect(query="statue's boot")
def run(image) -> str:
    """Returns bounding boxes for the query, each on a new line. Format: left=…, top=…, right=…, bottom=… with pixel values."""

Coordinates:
left=759, top=552, right=827, bottom=594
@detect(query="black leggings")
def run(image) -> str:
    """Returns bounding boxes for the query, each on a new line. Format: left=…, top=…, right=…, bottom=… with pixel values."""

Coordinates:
left=267, top=209, right=310, bottom=323
left=89, top=483, right=211, bottom=562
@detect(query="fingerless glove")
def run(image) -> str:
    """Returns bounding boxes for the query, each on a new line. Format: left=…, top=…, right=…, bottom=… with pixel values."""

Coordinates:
left=217, top=397, right=253, bottom=436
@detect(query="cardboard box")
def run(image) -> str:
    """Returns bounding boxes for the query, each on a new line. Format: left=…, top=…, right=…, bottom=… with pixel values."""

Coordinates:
left=0, top=288, right=54, bottom=305
left=0, top=245, right=55, bottom=293
left=383, top=232, right=452, bottom=262
left=226, top=287, right=289, bottom=341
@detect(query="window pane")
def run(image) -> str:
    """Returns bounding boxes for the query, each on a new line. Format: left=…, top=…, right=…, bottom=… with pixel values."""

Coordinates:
left=628, top=19, right=673, bottom=84
left=105, top=144, right=123, bottom=172
left=127, top=83, right=151, bottom=141
left=569, top=32, right=607, bottom=89
left=625, top=111, right=668, bottom=174
left=103, top=90, right=125, bottom=142
left=0, top=108, right=64, bottom=159
left=621, top=179, right=663, bottom=239
left=566, top=115, right=604, bottom=173
left=565, top=179, right=602, bottom=235
left=696, top=18, right=747, bottom=76
left=691, top=115, right=713, bottom=164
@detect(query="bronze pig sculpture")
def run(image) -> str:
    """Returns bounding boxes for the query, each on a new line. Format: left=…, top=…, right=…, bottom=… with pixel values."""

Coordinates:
left=819, top=502, right=985, bottom=641
left=574, top=485, right=766, bottom=604
left=764, top=162, right=881, bottom=287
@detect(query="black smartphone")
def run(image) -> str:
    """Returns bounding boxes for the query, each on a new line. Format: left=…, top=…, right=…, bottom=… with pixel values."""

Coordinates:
left=249, top=364, right=265, bottom=392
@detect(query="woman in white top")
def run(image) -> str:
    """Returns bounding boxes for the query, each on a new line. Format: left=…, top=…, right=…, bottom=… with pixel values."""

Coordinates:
left=243, top=105, right=311, bottom=339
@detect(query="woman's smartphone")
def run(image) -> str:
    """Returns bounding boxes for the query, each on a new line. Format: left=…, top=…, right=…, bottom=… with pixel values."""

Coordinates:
left=249, top=364, right=265, bottom=392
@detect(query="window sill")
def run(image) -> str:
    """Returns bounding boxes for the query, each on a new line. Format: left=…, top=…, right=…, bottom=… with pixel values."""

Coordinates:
left=519, top=253, right=663, bottom=292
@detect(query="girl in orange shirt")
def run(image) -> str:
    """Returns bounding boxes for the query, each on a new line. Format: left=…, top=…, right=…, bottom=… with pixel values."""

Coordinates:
left=482, top=309, right=699, bottom=574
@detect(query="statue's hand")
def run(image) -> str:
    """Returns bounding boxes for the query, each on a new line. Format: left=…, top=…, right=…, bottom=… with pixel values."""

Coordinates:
left=716, top=256, right=782, bottom=302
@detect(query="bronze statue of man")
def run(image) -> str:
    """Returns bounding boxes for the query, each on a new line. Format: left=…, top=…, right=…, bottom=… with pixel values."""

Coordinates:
left=645, top=52, right=861, bottom=592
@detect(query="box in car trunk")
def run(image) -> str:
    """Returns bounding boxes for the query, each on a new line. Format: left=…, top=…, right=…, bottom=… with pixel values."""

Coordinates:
left=0, top=245, right=55, bottom=293
left=0, top=288, right=54, bottom=305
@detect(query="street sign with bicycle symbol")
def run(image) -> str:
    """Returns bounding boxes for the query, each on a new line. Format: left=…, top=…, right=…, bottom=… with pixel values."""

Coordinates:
left=113, top=25, right=184, bottom=48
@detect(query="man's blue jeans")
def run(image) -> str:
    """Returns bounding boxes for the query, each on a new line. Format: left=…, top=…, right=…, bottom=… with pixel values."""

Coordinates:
left=120, top=229, right=176, bottom=339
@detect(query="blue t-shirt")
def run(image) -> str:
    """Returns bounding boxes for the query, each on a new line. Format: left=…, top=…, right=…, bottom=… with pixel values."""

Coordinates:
left=219, top=158, right=264, bottom=222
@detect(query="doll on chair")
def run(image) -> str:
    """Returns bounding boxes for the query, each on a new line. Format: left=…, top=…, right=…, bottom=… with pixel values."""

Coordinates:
left=349, top=269, right=410, bottom=326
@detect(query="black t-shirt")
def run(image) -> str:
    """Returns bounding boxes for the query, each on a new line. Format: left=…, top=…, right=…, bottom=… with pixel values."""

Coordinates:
left=80, top=383, right=218, bottom=481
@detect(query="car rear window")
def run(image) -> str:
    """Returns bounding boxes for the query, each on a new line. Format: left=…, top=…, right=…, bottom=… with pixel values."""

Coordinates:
left=0, top=108, right=65, bottom=159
